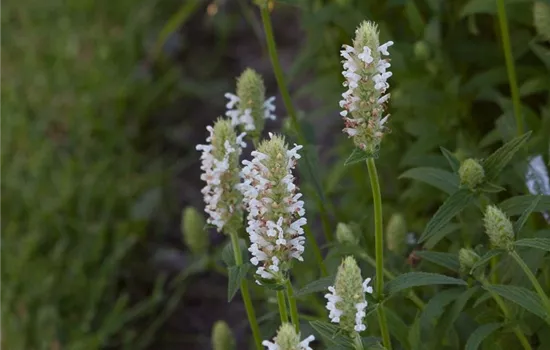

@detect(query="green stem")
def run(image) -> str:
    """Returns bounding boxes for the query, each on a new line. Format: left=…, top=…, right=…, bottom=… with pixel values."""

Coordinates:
left=286, top=280, right=300, bottom=332
left=304, top=225, right=328, bottom=276
left=366, top=158, right=392, bottom=350
left=510, top=250, right=550, bottom=316
left=259, top=5, right=333, bottom=243
left=230, top=232, right=263, bottom=350
left=277, top=290, right=289, bottom=324
left=352, top=332, right=363, bottom=350
left=480, top=277, right=532, bottom=350
left=377, top=307, right=392, bottom=350
left=496, top=0, right=523, bottom=136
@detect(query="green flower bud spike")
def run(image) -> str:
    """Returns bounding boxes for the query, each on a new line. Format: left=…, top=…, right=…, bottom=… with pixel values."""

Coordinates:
left=181, top=206, right=208, bottom=255
left=211, top=321, right=236, bottom=350
left=325, top=256, right=373, bottom=334
left=262, top=323, right=315, bottom=350
left=459, top=158, right=485, bottom=190
left=458, top=248, right=480, bottom=274
left=340, top=21, right=393, bottom=156
left=225, top=68, right=276, bottom=140
left=483, top=205, right=514, bottom=250
left=386, top=213, right=407, bottom=255
left=196, top=118, right=247, bottom=233
left=336, top=223, right=358, bottom=245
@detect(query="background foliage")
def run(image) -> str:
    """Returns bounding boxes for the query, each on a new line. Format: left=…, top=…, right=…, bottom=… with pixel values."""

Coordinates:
left=2, top=0, right=549, bottom=349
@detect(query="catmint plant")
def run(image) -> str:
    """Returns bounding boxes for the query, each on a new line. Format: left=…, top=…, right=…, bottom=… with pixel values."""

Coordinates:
left=239, top=134, right=307, bottom=284
left=325, top=256, right=373, bottom=348
left=225, top=68, right=276, bottom=142
left=196, top=119, right=246, bottom=234
left=262, top=323, right=315, bottom=350
left=340, top=21, right=393, bottom=156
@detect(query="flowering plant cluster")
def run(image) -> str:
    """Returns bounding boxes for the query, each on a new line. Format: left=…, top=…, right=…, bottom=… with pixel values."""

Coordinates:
left=190, top=9, right=550, bottom=350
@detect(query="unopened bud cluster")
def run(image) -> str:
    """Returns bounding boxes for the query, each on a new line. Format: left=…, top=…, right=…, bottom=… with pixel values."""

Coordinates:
left=336, top=222, right=358, bottom=245
left=225, top=68, right=276, bottom=137
left=458, top=248, right=480, bottom=274
left=181, top=206, right=208, bottom=254
left=483, top=205, right=514, bottom=250
left=340, top=21, right=393, bottom=156
left=262, top=323, right=315, bottom=350
left=196, top=119, right=246, bottom=232
left=211, top=321, right=235, bottom=350
left=459, top=158, right=485, bottom=190
left=386, top=213, right=407, bottom=255
left=325, top=256, right=373, bottom=333
left=239, top=134, right=307, bottom=283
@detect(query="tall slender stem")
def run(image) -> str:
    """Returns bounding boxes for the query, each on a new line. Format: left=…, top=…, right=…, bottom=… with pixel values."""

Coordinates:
left=259, top=5, right=333, bottom=243
left=229, top=232, right=263, bottom=350
left=277, top=290, right=289, bottom=324
left=366, top=158, right=392, bottom=350
left=510, top=250, right=550, bottom=316
left=286, top=280, right=300, bottom=332
left=496, top=0, right=523, bottom=136
left=480, top=277, right=532, bottom=350
left=304, top=225, right=328, bottom=276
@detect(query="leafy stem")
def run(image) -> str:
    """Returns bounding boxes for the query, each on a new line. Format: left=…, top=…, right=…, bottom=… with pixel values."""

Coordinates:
left=277, top=289, right=289, bottom=324
left=509, top=250, right=550, bottom=316
left=286, top=279, right=300, bottom=332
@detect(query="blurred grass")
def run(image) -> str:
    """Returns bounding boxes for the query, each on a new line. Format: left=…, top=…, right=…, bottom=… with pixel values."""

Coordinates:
left=1, top=0, right=179, bottom=348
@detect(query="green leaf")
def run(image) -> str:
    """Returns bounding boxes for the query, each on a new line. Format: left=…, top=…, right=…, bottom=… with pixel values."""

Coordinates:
left=439, top=287, right=479, bottom=337
left=465, top=323, right=502, bottom=350
left=481, top=131, right=532, bottom=181
left=227, top=264, right=250, bottom=302
left=499, top=195, right=550, bottom=215
left=514, top=238, right=550, bottom=252
left=221, top=238, right=248, bottom=267
left=384, top=306, right=411, bottom=350
left=420, top=288, right=464, bottom=329
left=485, top=284, right=548, bottom=321
left=479, top=182, right=506, bottom=193
left=399, top=167, right=459, bottom=194
left=419, top=189, right=475, bottom=243
left=424, top=223, right=462, bottom=249
left=386, top=272, right=467, bottom=296
left=256, top=277, right=286, bottom=291
left=344, top=148, right=370, bottom=166
left=473, top=292, right=492, bottom=308
left=415, top=251, right=460, bottom=272
left=309, top=320, right=354, bottom=347
left=440, top=147, right=460, bottom=173
left=295, top=275, right=335, bottom=297
left=470, top=250, right=503, bottom=274
left=408, top=315, right=422, bottom=350
left=513, top=195, right=542, bottom=234
left=361, top=337, right=385, bottom=350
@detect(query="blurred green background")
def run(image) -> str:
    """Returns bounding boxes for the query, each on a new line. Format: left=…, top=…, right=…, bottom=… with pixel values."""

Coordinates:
left=2, top=0, right=549, bottom=349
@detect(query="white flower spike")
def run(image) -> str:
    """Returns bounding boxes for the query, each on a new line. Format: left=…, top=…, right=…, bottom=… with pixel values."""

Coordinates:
left=262, top=323, right=315, bottom=350
left=239, top=134, right=307, bottom=284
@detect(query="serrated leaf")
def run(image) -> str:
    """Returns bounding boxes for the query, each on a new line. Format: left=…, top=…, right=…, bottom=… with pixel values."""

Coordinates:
left=514, top=238, right=550, bottom=252
left=408, top=315, right=422, bottom=350
left=384, top=307, right=410, bottom=350
left=227, top=264, right=250, bottom=302
left=440, top=147, right=460, bottom=173
left=386, top=272, right=467, bottom=296
left=485, top=284, right=548, bottom=321
left=499, top=195, right=550, bottom=215
left=420, top=288, right=464, bottom=329
left=481, top=131, right=532, bottom=181
left=415, top=251, right=460, bottom=272
left=513, top=195, right=542, bottom=234
left=439, top=287, right=479, bottom=337
left=470, top=250, right=503, bottom=275
left=399, top=167, right=459, bottom=194
left=465, top=323, right=502, bottom=350
left=344, top=148, right=370, bottom=166
left=419, top=189, right=475, bottom=243
left=424, top=223, right=462, bottom=249
left=256, top=277, right=286, bottom=291
left=295, top=275, right=335, bottom=297
left=479, top=182, right=506, bottom=193
left=309, top=320, right=354, bottom=347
